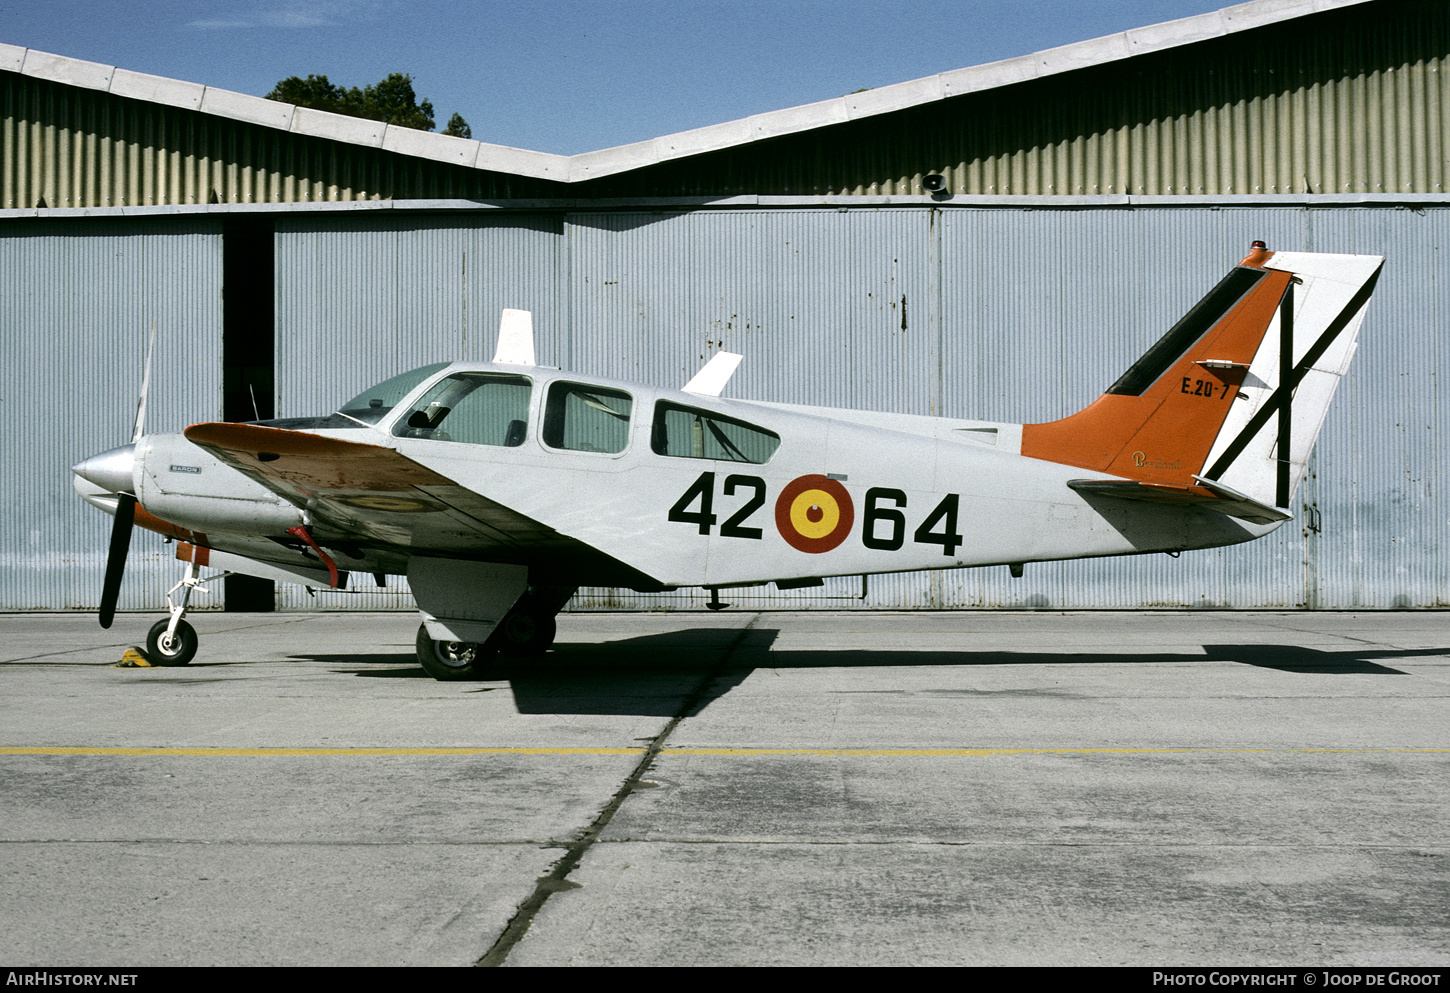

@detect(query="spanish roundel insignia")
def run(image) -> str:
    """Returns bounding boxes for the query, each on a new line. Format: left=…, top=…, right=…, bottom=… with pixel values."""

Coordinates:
left=775, top=475, right=855, bottom=553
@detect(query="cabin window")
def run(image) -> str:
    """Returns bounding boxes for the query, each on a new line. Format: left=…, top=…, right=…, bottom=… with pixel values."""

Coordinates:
left=542, top=382, right=633, bottom=454
left=392, top=373, right=532, bottom=446
left=337, top=362, right=450, bottom=425
left=651, top=402, right=780, bottom=464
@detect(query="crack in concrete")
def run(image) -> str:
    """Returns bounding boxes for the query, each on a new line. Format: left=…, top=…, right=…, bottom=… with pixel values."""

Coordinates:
left=476, top=615, right=760, bottom=967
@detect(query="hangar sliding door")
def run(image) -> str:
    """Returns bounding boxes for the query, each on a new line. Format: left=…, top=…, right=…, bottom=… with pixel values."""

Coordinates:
left=934, top=207, right=1447, bottom=610
left=562, top=207, right=938, bottom=610
left=561, top=205, right=1446, bottom=610
left=0, top=219, right=222, bottom=611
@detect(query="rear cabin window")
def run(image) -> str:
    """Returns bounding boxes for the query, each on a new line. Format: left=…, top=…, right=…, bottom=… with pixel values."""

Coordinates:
left=651, top=402, right=780, bottom=464
left=542, top=382, right=633, bottom=454
left=392, top=373, right=532, bottom=447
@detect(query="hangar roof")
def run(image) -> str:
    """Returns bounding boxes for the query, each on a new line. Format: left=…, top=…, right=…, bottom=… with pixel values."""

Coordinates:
left=0, top=0, right=1372, bottom=186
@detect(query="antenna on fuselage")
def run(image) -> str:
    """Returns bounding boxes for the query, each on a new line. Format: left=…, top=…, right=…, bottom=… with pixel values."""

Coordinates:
left=493, top=309, right=536, bottom=366
left=682, top=351, right=743, bottom=397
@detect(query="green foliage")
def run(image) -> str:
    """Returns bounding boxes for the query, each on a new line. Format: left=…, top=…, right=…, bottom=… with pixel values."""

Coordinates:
left=442, top=113, right=472, bottom=140
left=266, top=72, right=470, bottom=137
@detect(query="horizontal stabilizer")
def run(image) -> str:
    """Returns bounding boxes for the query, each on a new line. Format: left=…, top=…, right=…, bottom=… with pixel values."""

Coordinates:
left=1191, top=475, right=1292, bottom=525
left=1067, top=477, right=1291, bottom=525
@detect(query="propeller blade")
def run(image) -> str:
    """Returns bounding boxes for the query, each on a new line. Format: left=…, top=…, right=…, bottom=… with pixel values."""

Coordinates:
left=99, top=493, right=136, bottom=629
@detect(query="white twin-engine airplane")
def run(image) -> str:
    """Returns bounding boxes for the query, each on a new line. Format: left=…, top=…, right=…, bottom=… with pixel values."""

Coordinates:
left=72, top=242, right=1383, bottom=679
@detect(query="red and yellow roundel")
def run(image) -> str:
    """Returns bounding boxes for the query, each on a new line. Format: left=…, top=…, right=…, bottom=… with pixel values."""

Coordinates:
left=775, top=475, right=855, bottom=553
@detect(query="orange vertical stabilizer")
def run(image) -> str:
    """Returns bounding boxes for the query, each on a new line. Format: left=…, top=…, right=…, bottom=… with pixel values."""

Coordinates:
left=1021, top=263, right=1291, bottom=489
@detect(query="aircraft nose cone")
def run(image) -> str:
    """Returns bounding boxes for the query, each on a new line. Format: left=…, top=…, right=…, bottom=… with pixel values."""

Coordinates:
left=71, top=443, right=137, bottom=495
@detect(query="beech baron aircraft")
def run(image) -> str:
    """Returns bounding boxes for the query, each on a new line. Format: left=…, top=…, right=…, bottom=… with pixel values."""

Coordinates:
left=72, top=243, right=1382, bottom=679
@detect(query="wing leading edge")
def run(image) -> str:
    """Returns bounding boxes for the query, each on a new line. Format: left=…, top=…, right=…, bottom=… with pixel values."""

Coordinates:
left=182, top=422, right=663, bottom=588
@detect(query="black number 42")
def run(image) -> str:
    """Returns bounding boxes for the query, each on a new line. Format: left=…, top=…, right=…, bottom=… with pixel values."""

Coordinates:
left=668, top=471, right=766, bottom=539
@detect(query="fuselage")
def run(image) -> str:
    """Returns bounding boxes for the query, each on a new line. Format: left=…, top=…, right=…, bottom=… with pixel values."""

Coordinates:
left=79, top=360, right=1277, bottom=592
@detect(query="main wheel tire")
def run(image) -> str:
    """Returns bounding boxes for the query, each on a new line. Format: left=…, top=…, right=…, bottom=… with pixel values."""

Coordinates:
left=416, top=624, right=490, bottom=680
left=494, top=606, right=557, bottom=658
left=146, top=619, right=197, bottom=666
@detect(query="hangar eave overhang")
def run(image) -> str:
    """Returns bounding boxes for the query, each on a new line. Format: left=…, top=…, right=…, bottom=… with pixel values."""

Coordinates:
left=0, top=0, right=1378, bottom=186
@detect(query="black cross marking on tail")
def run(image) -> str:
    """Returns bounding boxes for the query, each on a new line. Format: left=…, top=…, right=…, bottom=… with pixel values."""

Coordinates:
left=1200, top=263, right=1383, bottom=495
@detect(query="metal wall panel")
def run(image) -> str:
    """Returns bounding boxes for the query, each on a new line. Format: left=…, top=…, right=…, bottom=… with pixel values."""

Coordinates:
left=932, top=206, right=1442, bottom=609
left=562, top=208, right=937, bottom=609
left=554, top=206, right=1442, bottom=612
left=0, top=219, right=222, bottom=611
left=935, top=208, right=1314, bottom=609
left=563, top=209, right=938, bottom=413
left=274, top=214, right=564, bottom=415
left=1301, top=206, right=1450, bottom=607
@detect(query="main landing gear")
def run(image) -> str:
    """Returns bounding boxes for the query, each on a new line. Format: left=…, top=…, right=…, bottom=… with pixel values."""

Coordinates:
left=414, top=590, right=564, bottom=681
left=416, top=626, right=482, bottom=680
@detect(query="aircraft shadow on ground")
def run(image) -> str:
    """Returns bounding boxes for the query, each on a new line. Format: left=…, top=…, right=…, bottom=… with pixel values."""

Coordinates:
left=293, top=628, right=1443, bottom=716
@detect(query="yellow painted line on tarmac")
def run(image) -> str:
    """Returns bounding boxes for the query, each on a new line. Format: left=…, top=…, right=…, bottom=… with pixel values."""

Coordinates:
left=1, top=746, right=1446, bottom=757
left=661, top=747, right=1450, bottom=757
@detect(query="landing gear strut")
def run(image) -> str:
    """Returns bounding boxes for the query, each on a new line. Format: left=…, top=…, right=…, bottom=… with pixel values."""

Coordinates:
left=145, top=555, right=210, bottom=666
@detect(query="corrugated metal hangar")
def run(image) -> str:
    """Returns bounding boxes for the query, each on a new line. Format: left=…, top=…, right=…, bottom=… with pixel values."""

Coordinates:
left=2, top=0, right=1445, bottom=615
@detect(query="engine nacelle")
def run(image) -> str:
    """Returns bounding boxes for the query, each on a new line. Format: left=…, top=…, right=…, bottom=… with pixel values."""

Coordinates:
left=135, top=432, right=305, bottom=535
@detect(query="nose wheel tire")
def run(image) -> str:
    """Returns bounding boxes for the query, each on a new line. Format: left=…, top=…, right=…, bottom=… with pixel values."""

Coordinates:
left=146, top=619, right=197, bottom=666
left=416, top=624, right=492, bottom=680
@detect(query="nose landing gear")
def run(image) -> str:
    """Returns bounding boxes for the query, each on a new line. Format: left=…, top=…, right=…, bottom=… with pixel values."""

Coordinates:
left=147, top=617, right=198, bottom=666
left=144, top=555, right=211, bottom=666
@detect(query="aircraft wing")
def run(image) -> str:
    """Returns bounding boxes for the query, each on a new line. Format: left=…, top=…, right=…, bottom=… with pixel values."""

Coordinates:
left=182, top=422, right=659, bottom=586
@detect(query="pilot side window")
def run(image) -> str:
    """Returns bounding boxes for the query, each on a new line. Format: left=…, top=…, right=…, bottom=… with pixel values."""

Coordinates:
left=542, top=382, right=633, bottom=454
left=651, top=402, right=780, bottom=464
left=392, top=373, right=532, bottom=447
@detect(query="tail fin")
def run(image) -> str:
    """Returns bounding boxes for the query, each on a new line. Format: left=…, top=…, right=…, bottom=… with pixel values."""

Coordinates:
left=1022, top=245, right=1383, bottom=523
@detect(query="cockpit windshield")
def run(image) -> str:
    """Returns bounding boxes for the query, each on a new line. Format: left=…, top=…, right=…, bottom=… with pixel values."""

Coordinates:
left=336, top=363, right=450, bottom=425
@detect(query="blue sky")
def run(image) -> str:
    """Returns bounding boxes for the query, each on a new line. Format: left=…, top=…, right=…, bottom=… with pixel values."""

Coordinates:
left=1, top=0, right=1228, bottom=154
